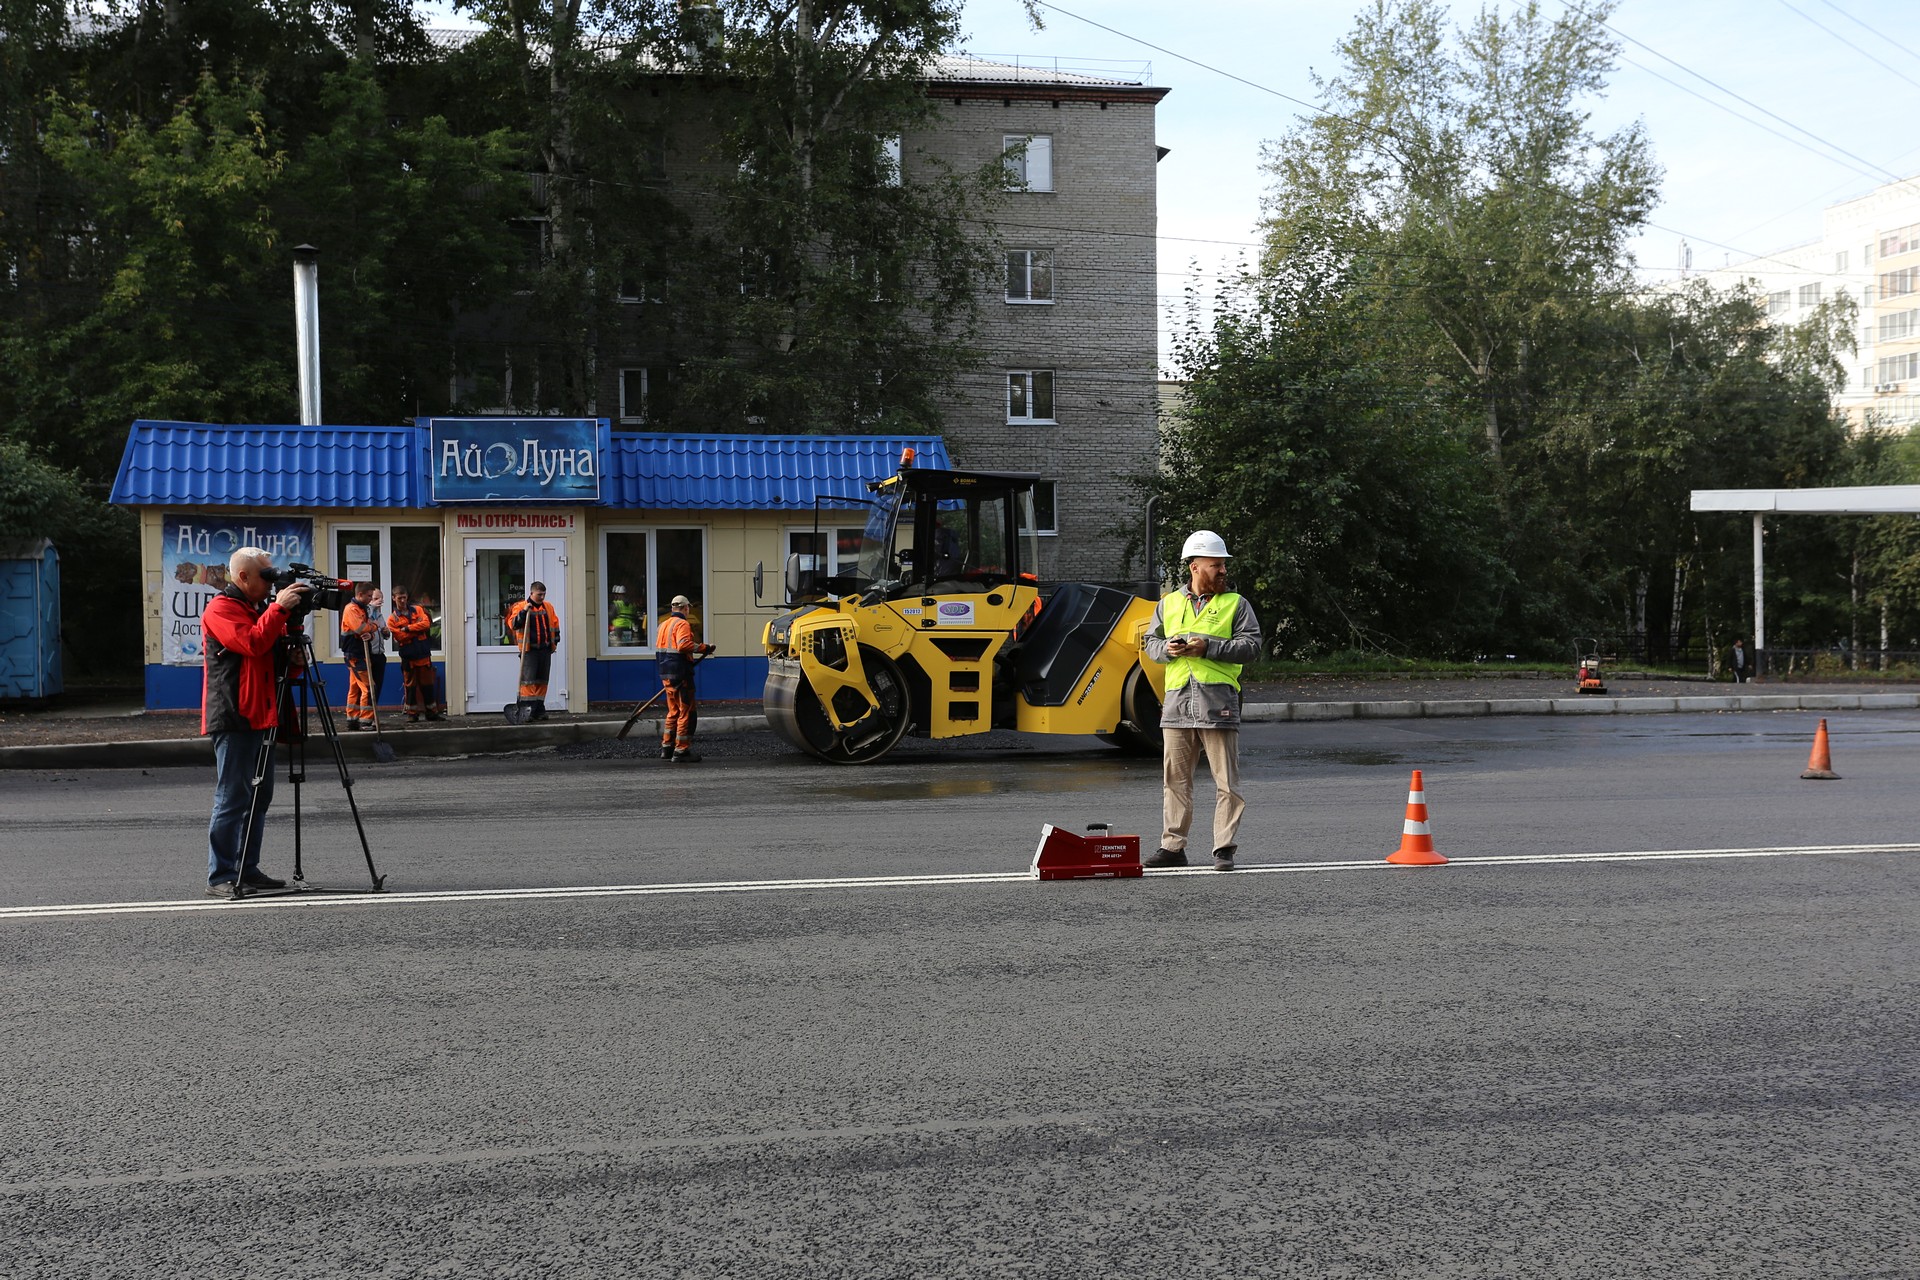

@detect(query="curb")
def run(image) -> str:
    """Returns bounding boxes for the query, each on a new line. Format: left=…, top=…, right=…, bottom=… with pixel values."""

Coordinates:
left=6, top=693, right=1919, bottom=770
left=0, top=713, right=766, bottom=771
left=1238, top=692, right=1920, bottom=723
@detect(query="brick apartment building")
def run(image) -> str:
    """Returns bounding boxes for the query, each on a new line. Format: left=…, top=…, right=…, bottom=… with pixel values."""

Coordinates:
left=451, top=47, right=1169, bottom=587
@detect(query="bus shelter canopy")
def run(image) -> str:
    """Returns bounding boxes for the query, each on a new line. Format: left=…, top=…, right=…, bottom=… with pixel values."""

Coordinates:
left=1689, top=485, right=1920, bottom=665
left=1691, top=486, right=1920, bottom=515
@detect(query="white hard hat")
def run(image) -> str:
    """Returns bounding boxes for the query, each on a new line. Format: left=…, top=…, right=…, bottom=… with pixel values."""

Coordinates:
left=1181, top=530, right=1231, bottom=559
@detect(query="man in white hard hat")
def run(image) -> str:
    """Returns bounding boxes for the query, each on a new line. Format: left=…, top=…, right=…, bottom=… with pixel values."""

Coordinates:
left=1142, top=530, right=1263, bottom=871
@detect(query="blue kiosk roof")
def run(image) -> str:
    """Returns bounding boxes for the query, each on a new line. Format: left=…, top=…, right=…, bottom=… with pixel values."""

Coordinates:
left=109, top=421, right=948, bottom=509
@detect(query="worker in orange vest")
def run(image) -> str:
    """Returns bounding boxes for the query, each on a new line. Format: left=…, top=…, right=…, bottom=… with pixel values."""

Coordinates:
left=386, top=588, right=444, bottom=721
left=338, top=583, right=377, bottom=730
left=655, top=594, right=714, bottom=762
left=505, top=581, right=562, bottom=721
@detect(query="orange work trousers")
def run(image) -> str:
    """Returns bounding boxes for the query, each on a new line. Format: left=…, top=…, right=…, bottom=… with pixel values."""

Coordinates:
left=661, top=679, right=696, bottom=751
left=345, top=657, right=374, bottom=726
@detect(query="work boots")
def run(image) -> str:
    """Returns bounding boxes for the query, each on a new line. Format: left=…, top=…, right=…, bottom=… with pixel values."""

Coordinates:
left=672, top=749, right=703, bottom=764
left=659, top=744, right=675, bottom=760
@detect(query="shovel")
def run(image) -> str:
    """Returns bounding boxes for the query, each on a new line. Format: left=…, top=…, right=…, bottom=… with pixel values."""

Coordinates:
left=614, top=686, right=669, bottom=740
left=364, top=658, right=397, bottom=763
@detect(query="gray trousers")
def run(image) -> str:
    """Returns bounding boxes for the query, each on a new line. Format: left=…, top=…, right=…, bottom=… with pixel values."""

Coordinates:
left=1161, top=727, right=1245, bottom=853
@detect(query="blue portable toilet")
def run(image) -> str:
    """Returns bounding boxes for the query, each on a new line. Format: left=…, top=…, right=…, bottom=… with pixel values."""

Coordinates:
left=0, top=538, right=63, bottom=700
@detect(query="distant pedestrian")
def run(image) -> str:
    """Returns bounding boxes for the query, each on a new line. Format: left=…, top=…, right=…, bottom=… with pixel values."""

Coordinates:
left=200, top=546, right=309, bottom=897
left=366, top=588, right=389, bottom=707
left=387, top=587, right=444, bottom=721
left=338, top=583, right=377, bottom=731
left=655, top=594, right=715, bottom=762
left=1143, top=530, right=1263, bottom=872
left=505, top=581, right=562, bottom=721
left=1731, top=638, right=1750, bottom=683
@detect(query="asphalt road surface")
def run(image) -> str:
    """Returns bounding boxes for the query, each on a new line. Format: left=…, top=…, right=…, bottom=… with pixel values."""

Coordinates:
left=2, top=712, right=1916, bottom=1279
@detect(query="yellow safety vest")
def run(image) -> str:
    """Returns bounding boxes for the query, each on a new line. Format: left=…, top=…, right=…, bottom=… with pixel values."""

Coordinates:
left=1163, top=591, right=1243, bottom=691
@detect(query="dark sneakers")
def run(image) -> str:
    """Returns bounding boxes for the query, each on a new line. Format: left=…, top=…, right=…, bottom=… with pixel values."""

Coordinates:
left=1212, top=846, right=1237, bottom=871
left=206, top=882, right=240, bottom=899
left=242, top=872, right=287, bottom=889
left=1143, top=848, right=1189, bottom=869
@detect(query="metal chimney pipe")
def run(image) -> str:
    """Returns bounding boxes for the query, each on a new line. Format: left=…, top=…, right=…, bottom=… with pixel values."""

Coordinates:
left=292, top=244, right=322, bottom=426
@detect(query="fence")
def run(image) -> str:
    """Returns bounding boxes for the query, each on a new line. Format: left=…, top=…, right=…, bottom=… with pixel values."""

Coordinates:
left=1585, top=633, right=1920, bottom=679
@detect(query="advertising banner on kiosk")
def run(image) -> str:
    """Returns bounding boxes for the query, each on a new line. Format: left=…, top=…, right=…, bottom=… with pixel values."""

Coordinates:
left=428, top=417, right=605, bottom=503
left=160, top=514, right=314, bottom=665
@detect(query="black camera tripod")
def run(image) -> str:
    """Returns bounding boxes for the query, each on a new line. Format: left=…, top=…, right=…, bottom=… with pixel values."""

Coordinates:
left=234, top=618, right=387, bottom=899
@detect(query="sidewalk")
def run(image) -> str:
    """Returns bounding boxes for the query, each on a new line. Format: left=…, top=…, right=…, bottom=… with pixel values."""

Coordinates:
left=2, top=673, right=1914, bottom=769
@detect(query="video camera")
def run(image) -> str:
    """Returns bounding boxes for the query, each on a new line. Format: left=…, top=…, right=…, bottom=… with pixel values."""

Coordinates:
left=268, top=562, right=354, bottom=618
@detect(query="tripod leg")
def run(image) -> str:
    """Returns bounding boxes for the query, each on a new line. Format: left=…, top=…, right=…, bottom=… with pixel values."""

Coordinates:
left=297, top=635, right=387, bottom=892
left=290, top=682, right=306, bottom=885
left=227, top=632, right=309, bottom=900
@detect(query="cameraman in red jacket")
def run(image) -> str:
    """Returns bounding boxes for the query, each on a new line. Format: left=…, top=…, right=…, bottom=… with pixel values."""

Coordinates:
left=200, top=547, right=308, bottom=898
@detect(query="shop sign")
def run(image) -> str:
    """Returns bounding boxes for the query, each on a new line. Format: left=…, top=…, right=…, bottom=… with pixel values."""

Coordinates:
left=453, top=512, right=578, bottom=531
left=160, top=514, right=314, bottom=666
left=429, top=417, right=603, bottom=503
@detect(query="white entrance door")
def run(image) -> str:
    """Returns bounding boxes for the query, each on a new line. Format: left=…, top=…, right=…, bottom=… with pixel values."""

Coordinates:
left=465, top=537, right=568, bottom=714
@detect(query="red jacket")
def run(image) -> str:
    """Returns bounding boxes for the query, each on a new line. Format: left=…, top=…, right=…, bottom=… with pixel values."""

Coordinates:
left=201, top=587, right=291, bottom=733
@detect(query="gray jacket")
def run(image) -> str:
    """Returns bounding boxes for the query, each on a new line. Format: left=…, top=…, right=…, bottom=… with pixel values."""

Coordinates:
left=1143, top=590, right=1264, bottom=729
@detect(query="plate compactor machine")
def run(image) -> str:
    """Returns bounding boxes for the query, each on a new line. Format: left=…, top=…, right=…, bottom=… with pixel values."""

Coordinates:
left=760, top=453, right=1165, bottom=764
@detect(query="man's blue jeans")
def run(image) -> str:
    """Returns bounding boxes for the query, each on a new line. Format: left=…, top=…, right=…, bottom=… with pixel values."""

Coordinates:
left=207, top=728, right=274, bottom=884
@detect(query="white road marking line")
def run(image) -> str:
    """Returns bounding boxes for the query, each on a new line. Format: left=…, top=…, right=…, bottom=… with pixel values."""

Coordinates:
left=2, top=842, right=1915, bottom=922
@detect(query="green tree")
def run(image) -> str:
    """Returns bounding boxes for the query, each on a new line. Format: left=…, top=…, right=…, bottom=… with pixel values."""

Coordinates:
left=1163, top=261, right=1508, bottom=658
left=448, top=0, right=1003, bottom=431
left=1260, top=0, right=1659, bottom=466
left=0, top=438, right=140, bottom=676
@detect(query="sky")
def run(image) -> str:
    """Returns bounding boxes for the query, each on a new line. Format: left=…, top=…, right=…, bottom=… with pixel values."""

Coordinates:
left=949, top=0, right=1920, bottom=371
left=423, top=0, right=1920, bottom=372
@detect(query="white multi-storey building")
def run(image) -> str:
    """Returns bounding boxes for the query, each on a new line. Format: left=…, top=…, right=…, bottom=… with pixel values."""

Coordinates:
left=1690, top=173, right=1920, bottom=428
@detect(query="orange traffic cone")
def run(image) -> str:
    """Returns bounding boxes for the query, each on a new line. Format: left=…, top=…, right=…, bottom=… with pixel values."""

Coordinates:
left=1800, top=718, right=1840, bottom=780
left=1386, top=770, right=1449, bottom=865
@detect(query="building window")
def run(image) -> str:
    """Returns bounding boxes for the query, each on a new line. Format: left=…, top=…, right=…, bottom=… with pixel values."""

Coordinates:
left=510, top=217, right=549, bottom=274
left=1798, top=283, right=1822, bottom=308
left=785, top=524, right=865, bottom=582
left=642, top=127, right=668, bottom=184
left=1003, top=134, right=1053, bottom=192
left=1006, top=249, right=1054, bottom=303
left=1882, top=268, right=1920, bottom=299
left=1007, top=370, right=1055, bottom=423
left=331, top=525, right=444, bottom=654
left=1882, top=224, right=1920, bottom=258
left=1018, top=481, right=1058, bottom=535
left=617, top=258, right=666, bottom=303
left=740, top=248, right=774, bottom=296
left=1877, top=353, right=1920, bottom=385
left=1880, top=309, right=1920, bottom=342
left=599, top=527, right=707, bottom=654
left=1767, top=291, right=1791, bottom=316
left=452, top=344, right=555, bottom=413
left=881, top=135, right=901, bottom=186
left=619, top=367, right=665, bottom=424
left=1836, top=250, right=1850, bottom=273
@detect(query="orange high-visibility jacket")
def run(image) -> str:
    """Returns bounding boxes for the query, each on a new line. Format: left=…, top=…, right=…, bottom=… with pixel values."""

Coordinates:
left=387, top=605, right=432, bottom=648
left=505, top=599, right=560, bottom=652
left=655, top=613, right=694, bottom=655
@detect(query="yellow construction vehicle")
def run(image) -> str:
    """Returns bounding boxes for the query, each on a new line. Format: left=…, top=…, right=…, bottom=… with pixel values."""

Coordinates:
left=759, top=451, right=1165, bottom=763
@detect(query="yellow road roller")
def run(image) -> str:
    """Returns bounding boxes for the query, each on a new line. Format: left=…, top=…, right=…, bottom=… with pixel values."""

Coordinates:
left=760, top=453, right=1164, bottom=763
